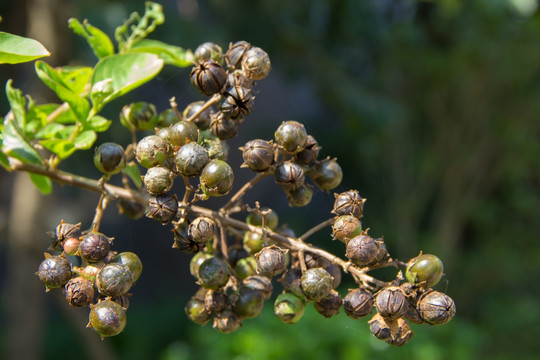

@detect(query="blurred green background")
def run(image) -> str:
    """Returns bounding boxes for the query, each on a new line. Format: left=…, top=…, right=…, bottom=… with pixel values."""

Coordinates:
left=1, top=0, right=540, bottom=359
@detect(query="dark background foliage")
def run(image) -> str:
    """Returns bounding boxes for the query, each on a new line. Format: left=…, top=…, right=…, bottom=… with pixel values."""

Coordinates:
left=1, top=0, right=539, bottom=359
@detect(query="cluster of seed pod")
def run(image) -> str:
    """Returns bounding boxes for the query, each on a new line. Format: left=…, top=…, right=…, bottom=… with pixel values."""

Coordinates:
left=36, top=221, right=143, bottom=338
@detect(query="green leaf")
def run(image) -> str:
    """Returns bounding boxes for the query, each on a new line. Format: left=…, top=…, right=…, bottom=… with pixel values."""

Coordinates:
left=86, top=116, right=112, bottom=132
left=30, top=173, right=53, bottom=194
left=91, top=53, right=164, bottom=111
left=68, top=18, right=114, bottom=59
left=39, top=139, right=76, bottom=159
left=0, top=32, right=50, bottom=64
left=34, top=123, right=65, bottom=139
left=3, top=116, right=43, bottom=164
left=0, top=151, right=10, bottom=170
left=35, top=61, right=90, bottom=123
left=73, top=130, right=96, bottom=149
left=5, top=80, right=26, bottom=129
left=123, top=164, right=143, bottom=189
left=129, top=39, right=193, bottom=67
left=115, top=2, right=165, bottom=52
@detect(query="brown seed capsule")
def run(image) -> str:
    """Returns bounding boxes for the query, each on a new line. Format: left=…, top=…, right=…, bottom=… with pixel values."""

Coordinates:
left=417, top=290, right=456, bottom=325
left=325, top=264, right=342, bottom=289
left=37, top=254, right=72, bottom=290
left=204, top=289, right=228, bottom=313
left=343, top=288, right=374, bottom=319
left=226, top=70, right=252, bottom=89
left=110, top=294, right=131, bottom=309
left=225, top=41, right=252, bottom=70
left=79, top=232, right=112, bottom=264
left=368, top=313, right=393, bottom=341
left=243, top=275, right=273, bottom=301
left=188, top=217, right=216, bottom=247
left=309, top=157, right=343, bottom=191
left=65, top=276, right=94, bottom=307
left=219, top=85, right=253, bottom=119
left=295, top=135, right=320, bottom=165
left=404, top=300, right=424, bottom=324
left=368, top=313, right=414, bottom=346
left=332, top=215, right=362, bottom=243
left=49, top=221, right=82, bottom=251
left=314, top=289, right=342, bottom=318
left=274, top=161, right=305, bottom=190
left=301, top=267, right=334, bottom=301
left=386, top=317, right=414, bottom=347
left=232, top=285, right=265, bottom=319
left=375, top=286, right=408, bottom=320
left=241, top=46, right=271, bottom=80
left=374, top=239, right=389, bottom=264
left=173, top=222, right=201, bottom=253
left=304, top=253, right=331, bottom=269
left=96, top=263, right=133, bottom=298
left=146, top=193, right=178, bottom=224
left=255, top=245, right=287, bottom=278
left=280, top=268, right=305, bottom=300
left=213, top=309, right=242, bottom=333
left=190, top=59, right=227, bottom=96
left=241, top=139, right=274, bottom=172
left=274, top=121, right=308, bottom=154
left=209, top=111, right=240, bottom=140
left=332, top=190, right=366, bottom=218
left=63, top=237, right=80, bottom=256
left=345, top=234, right=379, bottom=267
left=194, top=42, right=223, bottom=64
left=286, top=185, right=313, bottom=207
left=143, top=166, right=173, bottom=195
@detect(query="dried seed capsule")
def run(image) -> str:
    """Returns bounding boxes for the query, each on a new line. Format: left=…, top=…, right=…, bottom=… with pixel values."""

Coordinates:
left=274, top=162, right=305, bottom=190
left=332, top=190, right=365, bottom=218
left=37, top=254, right=72, bottom=290
left=274, top=121, right=308, bottom=154
left=219, top=85, right=253, bottom=119
left=50, top=221, right=82, bottom=251
left=200, top=159, right=234, bottom=197
left=190, top=252, right=212, bottom=280
left=332, top=215, right=362, bottom=243
left=375, top=286, right=408, bottom=320
left=225, top=41, right=252, bottom=70
left=202, top=136, right=229, bottom=161
left=94, top=142, right=126, bottom=175
left=111, top=252, right=143, bottom=282
left=345, top=234, right=379, bottom=267
left=374, top=239, right=389, bottom=264
left=280, top=269, right=305, bottom=300
left=232, top=285, right=265, bottom=319
left=274, top=293, right=305, bottom=324
left=190, top=59, right=227, bottom=96
left=417, top=290, right=456, bottom=325
left=405, top=253, right=444, bottom=288
left=255, top=245, right=287, bottom=278
left=198, top=256, right=230, bottom=290
left=301, top=267, right=333, bottom=301
left=209, top=111, right=240, bottom=140
left=136, top=135, right=170, bottom=169
left=173, top=221, right=200, bottom=253
left=143, top=166, right=173, bottom=194
left=310, top=158, right=343, bottom=191
left=63, top=237, right=80, bottom=256
left=73, top=264, right=100, bottom=283
left=120, top=102, right=158, bottom=131
left=314, top=289, right=342, bottom=318
left=246, top=208, right=279, bottom=231
left=286, top=184, right=313, bottom=207
left=226, top=71, right=252, bottom=89
left=117, top=199, right=146, bottom=220
left=243, top=275, right=273, bottom=301
left=241, top=139, right=274, bottom=172
left=89, top=300, right=127, bottom=338
left=204, top=289, right=228, bottom=313
left=185, top=297, right=211, bottom=325
left=188, top=217, right=216, bottom=246
left=183, top=101, right=214, bottom=130
left=110, top=294, right=131, bottom=309
left=65, top=276, right=94, bottom=307
left=234, top=256, right=258, bottom=279
left=294, top=135, right=320, bottom=165
left=96, top=263, right=133, bottom=297
left=405, top=300, right=424, bottom=325
left=368, top=313, right=393, bottom=341
left=213, top=309, right=242, bottom=333
left=303, top=253, right=331, bottom=269
left=162, top=120, right=199, bottom=147
left=79, top=232, right=112, bottom=264
left=146, top=193, right=178, bottom=224
left=386, top=317, right=414, bottom=347
left=343, top=288, right=374, bottom=319
left=241, top=46, right=271, bottom=80
left=175, top=142, right=210, bottom=177
left=325, top=264, right=342, bottom=289
left=243, top=231, right=265, bottom=254
left=194, top=42, right=223, bottom=64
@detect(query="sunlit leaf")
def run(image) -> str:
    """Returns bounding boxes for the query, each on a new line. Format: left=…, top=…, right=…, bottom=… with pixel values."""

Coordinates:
left=30, top=173, right=53, bottom=194
left=129, top=39, right=193, bottom=67
left=0, top=32, right=50, bottom=64
left=2, top=117, right=43, bottom=164
left=5, top=80, right=26, bottom=129
left=73, top=130, right=96, bottom=149
left=68, top=18, right=115, bottom=58
left=34, top=123, right=65, bottom=139
left=123, top=163, right=143, bottom=189
left=86, top=116, right=112, bottom=132
left=39, top=139, right=76, bottom=159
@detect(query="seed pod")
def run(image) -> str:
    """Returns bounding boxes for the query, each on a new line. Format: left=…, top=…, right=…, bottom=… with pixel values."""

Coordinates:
left=143, top=166, right=173, bottom=194
left=310, top=157, right=343, bottom=191
left=332, top=215, right=362, bottom=243
left=110, top=294, right=131, bottom=309
left=325, top=264, right=342, bottom=289
left=194, top=41, right=223, bottom=64
left=112, top=252, right=143, bottom=282
left=173, top=221, right=201, bottom=253
left=200, top=159, right=234, bottom=197
left=255, top=245, right=287, bottom=278
left=234, top=256, right=258, bottom=279
left=163, top=121, right=199, bottom=147
left=198, top=256, right=230, bottom=290
left=295, top=135, right=320, bottom=165
left=228, top=247, right=250, bottom=267
left=50, top=221, right=82, bottom=251
left=241, top=139, right=274, bottom=172
left=417, top=290, right=456, bottom=325
left=274, top=293, right=305, bottom=324
left=204, top=289, right=228, bottom=313
left=232, top=285, right=265, bottom=319
left=79, top=232, right=112, bottom=263
left=241, top=46, right=271, bottom=80
left=183, top=101, right=214, bottom=131
left=202, top=136, right=229, bottom=161
left=96, top=263, right=133, bottom=297
left=146, top=193, right=178, bottom=224
left=243, top=231, right=265, bottom=254
left=213, top=309, right=242, bottom=333
left=345, top=234, right=379, bottom=267
left=274, top=121, right=308, bottom=154
left=89, top=300, right=127, bottom=338
left=157, top=108, right=178, bottom=128
left=343, top=288, right=374, bottom=319
left=226, top=71, right=252, bottom=89
left=286, top=184, right=313, bottom=207
left=117, top=199, right=146, bottom=220
left=219, top=85, right=253, bottom=119
left=314, top=289, right=342, bottom=318
left=405, top=253, right=444, bottom=288
left=374, top=239, right=389, bottom=264
left=190, top=252, right=212, bottom=280
left=63, top=237, right=80, bottom=256
left=368, top=313, right=394, bottom=341
left=332, top=190, right=365, bottom=218
left=190, top=59, right=227, bottom=96
left=73, top=264, right=100, bottom=283
left=209, top=111, right=240, bottom=140
left=185, top=297, right=212, bottom=325
left=65, top=276, right=94, bottom=307
left=375, top=286, right=408, bottom=320
left=301, top=267, right=333, bottom=301
left=94, top=142, right=126, bottom=175
left=175, top=142, right=210, bottom=177
left=385, top=317, right=414, bottom=347
left=120, top=102, right=158, bottom=131
left=37, top=254, right=72, bottom=290
left=246, top=208, right=279, bottom=231
left=136, top=135, right=170, bottom=169
left=404, top=300, right=424, bottom=325
left=243, top=275, right=273, bottom=301
left=188, top=217, right=216, bottom=246
left=225, top=41, right=252, bottom=70
left=280, top=269, right=305, bottom=300
left=274, top=162, right=305, bottom=190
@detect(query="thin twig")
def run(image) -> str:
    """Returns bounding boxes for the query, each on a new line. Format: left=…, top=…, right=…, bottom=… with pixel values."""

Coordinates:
left=298, top=218, right=335, bottom=242
left=186, top=93, right=221, bottom=123
left=223, top=173, right=269, bottom=211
